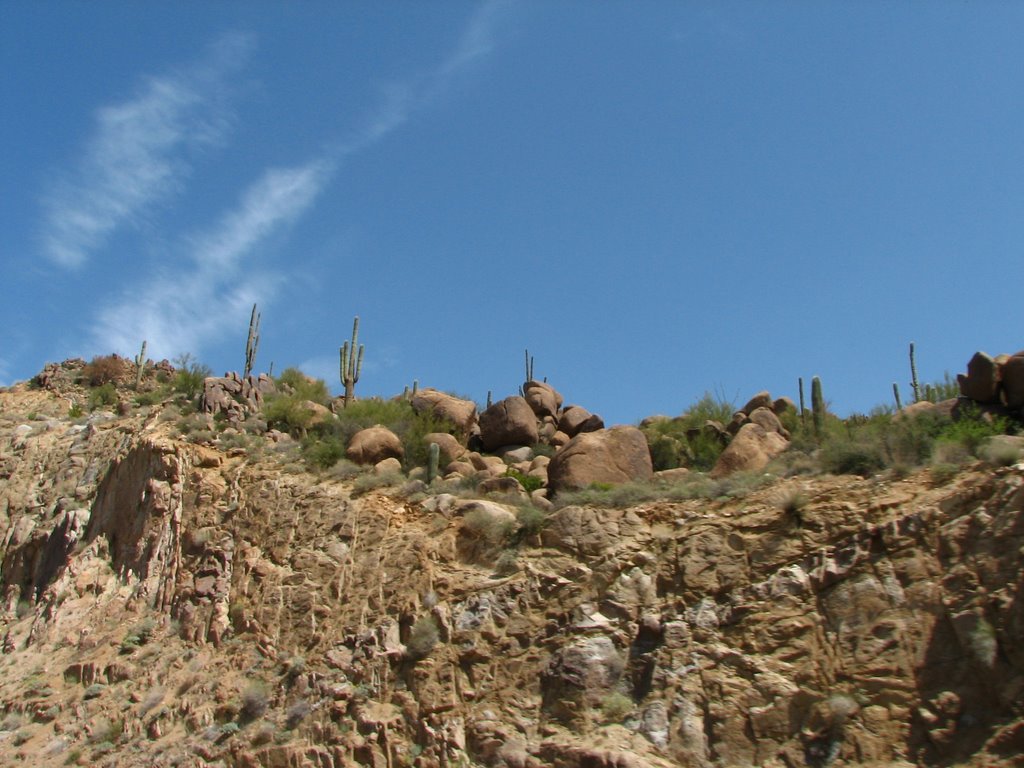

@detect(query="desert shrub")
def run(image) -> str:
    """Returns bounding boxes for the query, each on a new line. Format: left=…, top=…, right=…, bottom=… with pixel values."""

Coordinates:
left=640, top=391, right=735, bottom=472
left=775, top=488, right=808, bottom=517
left=982, top=439, right=1023, bottom=467
left=406, top=616, right=440, bottom=660
left=929, top=463, right=959, bottom=486
left=494, top=549, right=519, bottom=575
left=239, top=683, right=268, bottom=722
left=82, top=355, right=125, bottom=386
left=514, top=505, right=547, bottom=538
left=88, top=383, right=118, bottom=410
left=463, top=507, right=516, bottom=544
left=820, top=438, right=886, bottom=476
left=264, top=395, right=318, bottom=438
left=936, top=405, right=1013, bottom=457
left=275, top=367, right=331, bottom=405
left=920, top=372, right=960, bottom=403
left=134, top=386, right=170, bottom=407
left=505, top=468, right=543, bottom=493
left=171, top=354, right=212, bottom=400
left=306, top=398, right=456, bottom=472
left=352, top=470, right=405, bottom=494
left=601, top=692, right=634, bottom=723
left=285, top=700, right=311, bottom=729
left=303, top=437, right=346, bottom=469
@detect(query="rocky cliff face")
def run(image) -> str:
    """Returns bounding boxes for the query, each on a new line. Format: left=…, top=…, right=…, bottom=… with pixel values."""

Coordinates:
left=0, top=382, right=1022, bottom=767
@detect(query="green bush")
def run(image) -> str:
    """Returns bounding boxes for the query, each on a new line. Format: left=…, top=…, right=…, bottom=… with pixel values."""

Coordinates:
left=172, top=354, right=212, bottom=400
left=640, top=392, right=735, bottom=472
left=88, top=383, right=118, bottom=410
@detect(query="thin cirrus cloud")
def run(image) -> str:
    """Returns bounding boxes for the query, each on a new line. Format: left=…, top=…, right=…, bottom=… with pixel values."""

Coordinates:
left=88, top=2, right=506, bottom=362
left=40, top=32, right=255, bottom=269
left=91, top=160, right=331, bottom=360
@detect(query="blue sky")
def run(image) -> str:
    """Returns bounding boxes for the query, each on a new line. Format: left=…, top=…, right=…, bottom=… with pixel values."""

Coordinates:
left=3, top=2, right=1024, bottom=425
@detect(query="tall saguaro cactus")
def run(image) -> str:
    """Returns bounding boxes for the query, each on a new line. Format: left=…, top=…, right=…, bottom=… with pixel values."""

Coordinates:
left=909, top=342, right=921, bottom=403
left=340, top=316, right=364, bottom=407
left=134, top=340, right=147, bottom=391
left=244, top=304, right=261, bottom=379
left=811, top=376, right=825, bottom=437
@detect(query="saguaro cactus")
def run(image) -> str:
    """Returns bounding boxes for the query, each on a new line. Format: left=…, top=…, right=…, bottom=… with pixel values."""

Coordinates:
left=134, top=340, right=147, bottom=390
left=525, top=349, right=534, bottom=382
left=427, top=442, right=440, bottom=484
left=909, top=342, right=920, bottom=403
left=244, top=304, right=260, bottom=379
left=893, top=382, right=903, bottom=411
left=340, top=316, right=364, bottom=407
left=811, top=376, right=825, bottom=437
left=798, top=377, right=806, bottom=426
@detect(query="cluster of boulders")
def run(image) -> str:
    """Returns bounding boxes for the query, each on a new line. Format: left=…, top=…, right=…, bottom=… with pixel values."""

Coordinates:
left=342, top=382, right=656, bottom=499
left=957, top=350, right=1024, bottom=413
left=199, top=372, right=276, bottom=423
left=711, top=392, right=794, bottom=477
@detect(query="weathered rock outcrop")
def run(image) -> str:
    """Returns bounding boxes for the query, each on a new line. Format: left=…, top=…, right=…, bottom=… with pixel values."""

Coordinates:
left=410, top=388, right=478, bottom=434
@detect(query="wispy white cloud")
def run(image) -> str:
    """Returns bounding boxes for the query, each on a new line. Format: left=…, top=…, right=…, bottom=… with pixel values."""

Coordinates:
left=41, top=32, right=255, bottom=268
left=335, top=0, right=507, bottom=158
left=90, top=159, right=330, bottom=360
left=87, top=4, right=506, bottom=364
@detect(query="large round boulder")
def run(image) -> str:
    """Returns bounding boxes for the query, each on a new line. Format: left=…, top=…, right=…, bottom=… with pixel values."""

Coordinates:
left=709, top=423, right=787, bottom=478
left=346, top=425, right=404, bottom=465
left=547, top=426, right=653, bottom=492
left=410, top=388, right=478, bottom=434
left=478, top=396, right=539, bottom=451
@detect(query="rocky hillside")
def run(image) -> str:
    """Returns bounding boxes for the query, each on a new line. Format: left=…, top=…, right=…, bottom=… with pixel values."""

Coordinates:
left=0, top=364, right=1023, bottom=767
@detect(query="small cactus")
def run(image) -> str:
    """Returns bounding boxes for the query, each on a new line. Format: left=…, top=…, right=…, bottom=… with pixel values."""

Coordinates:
left=893, top=382, right=903, bottom=411
left=525, top=349, right=534, bottom=383
left=427, top=442, right=440, bottom=484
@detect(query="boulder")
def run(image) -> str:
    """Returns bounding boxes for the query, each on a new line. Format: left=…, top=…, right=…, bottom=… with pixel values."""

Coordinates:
left=374, top=457, right=403, bottom=474
left=547, top=426, right=653, bottom=492
left=740, top=391, right=773, bottom=415
left=478, top=397, right=539, bottom=451
left=1001, top=352, right=1024, bottom=409
left=958, top=351, right=1001, bottom=404
left=523, top=381, right=563, bottom=419
left=558, top=405, right=605, bottom=437
left=424, top=433, right=465, bottom=464
left=747, top=406, right=786, bottom=437
left=411, top=389, right=478, bottom=434
left=346, top=426, right=404, bottom=465
left=773, top=397, right=796, bottom=416
left=710, top=423, right=788, bottom=478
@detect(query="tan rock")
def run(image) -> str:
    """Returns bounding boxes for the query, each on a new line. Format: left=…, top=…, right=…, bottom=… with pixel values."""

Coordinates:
left=558, top=405, right=605, bottom=437
left=523, top=380, right=563, bottom=419
left=346, top=425, right=404, bottom=465
left=958, top=351, right=1001, bottom=403
left=479, top=396, right=539, bottom=451
left=710, top=423, right=788, bottom=477
left=547, top=426, right=653, bottom=492
left=740, top=391, right=773, bottom=415
left=424, top=432, right=465, bottom=464
left=411, top=388, right=478, bottom=434
left=1001, top=352, right=1024, bottom=409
